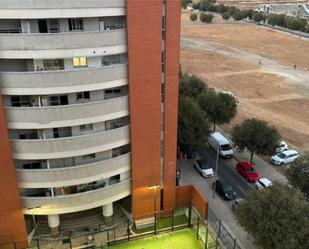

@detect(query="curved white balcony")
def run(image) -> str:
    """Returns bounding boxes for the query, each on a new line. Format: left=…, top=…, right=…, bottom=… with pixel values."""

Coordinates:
left=21, top=179, right=131, bottom=215
left=0, top=64, right=128, bottom=95
left=5, top=96, right=129, bottom=129
left=0, top=0, right=125, bottom=9
left=0, top=30, right=126, bottom=51
left=0, top=1, right=125, bottom=19
left=11, top=126, right=130, bottom=160
left=17, top=153, right=131, bottom=188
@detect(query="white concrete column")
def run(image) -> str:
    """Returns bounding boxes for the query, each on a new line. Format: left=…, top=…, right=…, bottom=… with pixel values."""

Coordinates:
left=47, top=214, right=60, bottom=236
left=102, top=203, right=113, bottom=217
left=102, top=203, right=113, bottom=226
left=120, top=171, right=130, bottom=181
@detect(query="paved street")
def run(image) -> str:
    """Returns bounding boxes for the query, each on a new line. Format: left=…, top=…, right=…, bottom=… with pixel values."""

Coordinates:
left=178, top=141, right=289, bottom=249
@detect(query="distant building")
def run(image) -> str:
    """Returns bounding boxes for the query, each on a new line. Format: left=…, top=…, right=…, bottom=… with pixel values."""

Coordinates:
left=257, top=3, right=309, bottom=20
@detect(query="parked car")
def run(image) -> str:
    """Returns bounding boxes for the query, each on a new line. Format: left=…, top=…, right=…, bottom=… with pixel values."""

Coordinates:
left=271, top=150, right=299, bottom=166
left=255, top=178, right=273, bottom=190
left=236, top=162, right=260, bottom=183
left=213, top=179, right=236, bottom=200
left=194, top=159, right=214, bottom=177
left=276, top=140, right=288, bottom=153
left=208, top=132, right=233, bottom=158
left=232, top=198, right=244, bottom=211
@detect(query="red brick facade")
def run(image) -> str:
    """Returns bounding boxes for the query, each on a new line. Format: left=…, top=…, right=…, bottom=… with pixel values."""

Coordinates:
left=0, top=93, right=28, bottom=249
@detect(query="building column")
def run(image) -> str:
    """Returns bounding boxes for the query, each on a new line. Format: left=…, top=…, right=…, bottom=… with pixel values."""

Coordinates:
left=102, top=203, right=113, bottom=226
left=47, top=214, right=60, bottom=237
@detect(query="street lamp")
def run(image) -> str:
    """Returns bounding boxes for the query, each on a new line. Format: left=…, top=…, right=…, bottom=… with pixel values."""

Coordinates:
left=27, top=206, right=42, bottom=228
left=147, top=184, right=160, bottom=235
left=213, top=143, right=220, bottom=199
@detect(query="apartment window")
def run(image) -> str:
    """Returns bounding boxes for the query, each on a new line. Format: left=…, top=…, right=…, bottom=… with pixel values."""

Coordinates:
left=23, top=162, right=41, bottom=169
left=48, top=19, right=60, bottom=33
left=53, top=127, right=72, bottom=138
left=49, top=95, right=68, bottom=106
left=82, top=153, right=96, bottom=159
left=76, top=91, right=90, bottom=100
left=73, top=57, right=87, bottom=67
left=102, top=54, right=123, bottom=66
left=105, top=89, right=121, bottom=94
left=80, top=124, right=93, bottom=131
left=11, top=96, right=31, bottom=107
left=43, top=59, right=64, bottom=70
left=68, top=18, right=83, bottom=31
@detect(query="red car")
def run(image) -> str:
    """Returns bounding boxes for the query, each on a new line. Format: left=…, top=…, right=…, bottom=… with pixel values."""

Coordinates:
left=236, top=162, right=260, bottom=183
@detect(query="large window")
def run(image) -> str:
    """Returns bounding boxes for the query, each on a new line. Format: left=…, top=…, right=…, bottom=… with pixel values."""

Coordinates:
left=53, top=127, right=72, bottom=138
left=69, top=18, right=83, bottom=31
left=48, top=95, right=68, bottom=106
left=11, top=96, right=31, bottom=107
left=76, top=91, right=90, bottom=101
left=73, top=57, right=87, bottom=67
left=43, top=59, right=64, bottom=71
left=80, top=124, right=93, bottom=131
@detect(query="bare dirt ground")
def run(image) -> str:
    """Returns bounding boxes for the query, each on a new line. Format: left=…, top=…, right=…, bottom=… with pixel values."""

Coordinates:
left=181, top=13, right=309, bottom=153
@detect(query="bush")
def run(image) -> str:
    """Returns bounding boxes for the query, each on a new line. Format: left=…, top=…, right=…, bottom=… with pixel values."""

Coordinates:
left=200, top=13, right=214, bottom=23
left=192, top=3, right=200, bottom=10
left=227, top=6, right=238, bottom=16
left=267, top=14, right=285, bottom=27
left=252, top=11, right=265, bottom=23
left=207, top=3, right=217, bottom=12
left=222, top=12, right=231, bottom=20
left=181, top=0, right=192, bottom=9
left=233, top=11, right=242, bottom=21
left=217, top=3, right=229, bottom=13
left=285, top=17, right=307, bottom=32
left=190, top=13, right=198, bottom=21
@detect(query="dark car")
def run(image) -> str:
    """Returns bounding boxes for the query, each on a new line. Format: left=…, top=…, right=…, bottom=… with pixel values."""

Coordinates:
left=213, top=179, right=236, bottom=200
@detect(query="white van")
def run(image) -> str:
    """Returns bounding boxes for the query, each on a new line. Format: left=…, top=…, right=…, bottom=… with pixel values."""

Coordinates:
left=208, top=132, right=233, bottom=158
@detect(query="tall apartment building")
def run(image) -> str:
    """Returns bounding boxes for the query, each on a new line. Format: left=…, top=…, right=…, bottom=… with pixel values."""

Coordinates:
left=0, top=0, right=181, bottom=248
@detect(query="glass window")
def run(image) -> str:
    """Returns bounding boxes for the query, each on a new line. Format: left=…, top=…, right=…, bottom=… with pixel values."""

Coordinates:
left=68, top=18, right=83, bottom=31
left=43, top=59, right=64, bottom=70
left=11, top=96, right=31, bottom=107
left=80, top=124, right=93, bottom=131
left=73, top=57, right=87, bottom=67
left=76, top=91, right=90, bottom=100
left=82, top=153, right=96, bottom=159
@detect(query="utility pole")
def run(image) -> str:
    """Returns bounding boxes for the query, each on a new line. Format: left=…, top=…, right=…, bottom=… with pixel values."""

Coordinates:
left=213, top=143, right=220, bottom=199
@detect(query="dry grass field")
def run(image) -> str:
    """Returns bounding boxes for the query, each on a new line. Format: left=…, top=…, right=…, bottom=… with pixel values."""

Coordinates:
left=181, top=12, right=309, bottom=153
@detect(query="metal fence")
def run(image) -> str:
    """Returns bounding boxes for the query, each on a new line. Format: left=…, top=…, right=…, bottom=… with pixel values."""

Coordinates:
left=21, top=204, right=244, bottom=249
left=206, top=208, right=242, bottom=249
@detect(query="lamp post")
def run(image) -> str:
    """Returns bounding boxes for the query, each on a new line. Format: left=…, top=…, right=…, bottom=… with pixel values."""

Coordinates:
left=27, top=206, right=42, bottom=228
left=213, top=143, right=220, bottom=199
left=148, top=184, right=159, bottom=235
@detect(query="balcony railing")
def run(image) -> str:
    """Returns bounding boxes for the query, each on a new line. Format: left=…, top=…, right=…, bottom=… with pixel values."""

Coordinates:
left=21, top=178, right=131, bottom=215
left=0, top=29, right=126, bottom=50
left=0, top=64, right=128, bottom=95
left=17, top=153, right=131, bottom=188
left=5, top=96, right=129, bottom=129
left=11, top=126, right=130, bottom=160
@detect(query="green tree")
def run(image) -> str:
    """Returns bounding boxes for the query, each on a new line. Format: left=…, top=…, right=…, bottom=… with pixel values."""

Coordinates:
left=222, top=12, right=231, bottom=20
left=179, top=73, right=207, bottom=99
left=241, top=9, right=254, bottom=19
left=233, top=10, right=242, bottom=21
left=267, top=13, right=285, bottom=27
left=192, top=2, right=200, bottom=10
left=178, top=97, right=211, bottom=151
left=181, top=0, right=193, bottom=9
left=227, top=6, right=238, bottom=16
left=252, top=11, right=265, bottom=22
left=231, top=118, right=281, bottom=164
left=285, top=17, right=307, bottom=32
left=200, top=13, right=214, bottom=23
left=235, top=183, right=309, bottom=249
left=190, top=13, right=198, bottom=21
left=217, top=3, right=229, bottom=13
left=286, top=153, right=309, bottom=199
left=198, top=89, right=238, bottom=131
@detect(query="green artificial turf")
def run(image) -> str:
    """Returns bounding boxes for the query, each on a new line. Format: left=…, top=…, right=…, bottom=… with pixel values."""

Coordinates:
left=108, top=230, right=204, bottom=249
left=132, top=215, right=188, bottom=234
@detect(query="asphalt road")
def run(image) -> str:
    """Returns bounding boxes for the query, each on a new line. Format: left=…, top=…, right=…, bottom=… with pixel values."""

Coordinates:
left=178, top=147, right=259, bottom=249
left=198, top=147, right=255, bottom=199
